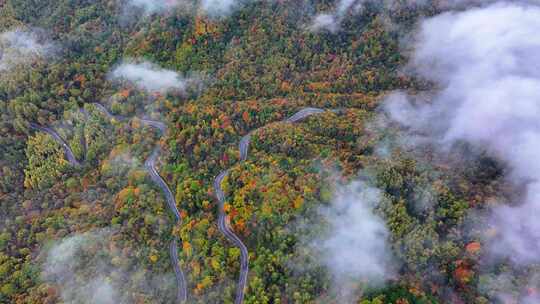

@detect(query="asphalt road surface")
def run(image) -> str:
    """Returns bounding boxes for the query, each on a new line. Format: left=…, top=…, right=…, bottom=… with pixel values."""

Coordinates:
left=213, top=107, right=333, bottom=304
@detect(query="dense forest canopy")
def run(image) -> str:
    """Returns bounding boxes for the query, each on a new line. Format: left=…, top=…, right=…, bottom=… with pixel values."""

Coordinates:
left=1, top=0, right=539, bottom=303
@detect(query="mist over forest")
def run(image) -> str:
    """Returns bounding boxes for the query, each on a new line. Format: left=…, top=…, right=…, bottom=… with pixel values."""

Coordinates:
left=1, top=0, right=538, bottom=303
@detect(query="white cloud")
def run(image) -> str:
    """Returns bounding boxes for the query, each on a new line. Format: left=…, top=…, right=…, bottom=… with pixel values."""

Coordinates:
left=42, top=230, right=123, bottom=304
left=0, top=28, right=52, bottom=71
left=200, top=0, right=238, bottom=16
left=383, top=2, right=540, bottom=266
left=126, top=0, right=183, bottom=14
left=42, top=229, right=174, bottom=303
left=309, top=181, right=395, bottom=302
left=125, top=0, right=254, bottom=16
left=109, top=61, right=196, bottom=93
left=310, top=13, right=339, bottom=32
left=308, top=0, right=495, bottom=32
left=310, top=0, right=358, bottom=32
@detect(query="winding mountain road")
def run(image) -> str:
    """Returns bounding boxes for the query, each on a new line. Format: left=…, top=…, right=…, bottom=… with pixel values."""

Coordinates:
left=28, top=122, right=81, bottom=167
left=78, top=107, right=89, bottom=162
left=285, top=107, right=326, bottom=123
left=140, top=119, right=167, bottom=134
left=31, top=103, right=336, bottom=304
left=144, top=147, right=181, bottom=221
left=213, top=107, right=335, bottom=304
left=214, top=169, right=249, bottom=304
left=30, top=104, right=188, bottom=303
left=93, top=102, right=126, bottom=121
left=94, top=104, right=188, bottom=303
left=169, top=236, right=187, bottom=302
left=239, top=134, right=251, bottom=162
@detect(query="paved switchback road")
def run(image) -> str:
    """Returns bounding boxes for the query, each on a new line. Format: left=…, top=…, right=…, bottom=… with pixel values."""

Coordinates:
left=213, top=107, right=336, bottom=304
left=30, top=104, right=189, bottom=302
left=29, top=122, right=81, bottom=167
left=214, top=169, right=250, bottom=304
left=94, top=104, right=188, bottom=303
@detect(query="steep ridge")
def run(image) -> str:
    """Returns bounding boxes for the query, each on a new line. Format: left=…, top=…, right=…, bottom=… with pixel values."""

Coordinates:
left=213, top=107, right=337, bottom=304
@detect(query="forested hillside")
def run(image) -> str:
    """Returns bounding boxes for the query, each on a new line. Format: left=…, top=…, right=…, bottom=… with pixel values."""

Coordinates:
left=1, top=1, right=537, bottom=303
